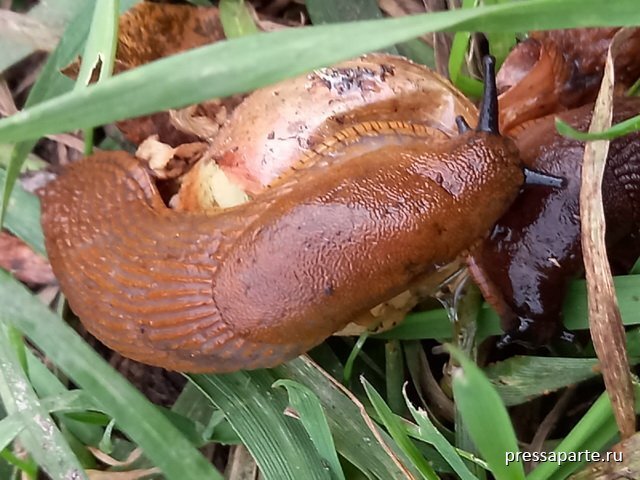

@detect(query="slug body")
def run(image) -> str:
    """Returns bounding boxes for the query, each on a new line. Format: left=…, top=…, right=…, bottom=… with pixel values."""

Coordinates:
left=41, top=57, right=524, bottom=372
left=469, top=98, right=640, bottom=344
left=497, top=28, right=640, bottom=134
left=178, top=54, right=477, bottom=208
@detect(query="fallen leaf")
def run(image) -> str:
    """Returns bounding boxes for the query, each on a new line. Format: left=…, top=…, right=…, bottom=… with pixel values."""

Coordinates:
left=569, top=430, right=640, bottom=479
left=0, top=231, right=54, bottom=285
left=62, top=2, right=228, bottom=146
left=580, top=28, right=636, bottom=440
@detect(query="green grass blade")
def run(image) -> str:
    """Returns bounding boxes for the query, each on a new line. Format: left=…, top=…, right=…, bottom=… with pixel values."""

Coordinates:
left=526, top=392, right=617, bottom=480
left=344, top=333, right=369, bottom=384
left=0, top=417, right=24, bottom=453
left=1, top=0, right=639, bottom=144
left=0, top=0, right=91, bottom=227
left=483, top=0, right=517, bottom=67
left=448, top=0, right=483, bottom=98
left=0, top=0, right=82, bottom=73
left=362, top=377, right=439, bottom=480
left=385, top=340, right=406, bottom=415
left=307, top=0, right=436, bottom=63
left=0, top=143, right=37, bottom=231
left=75, top=0, right=120, bottom=153
left=0, top=0, right=139, bottom=227
left=403, top=388, right=477, bottom=480
left=276, top=357, right=420, bottom=479
left=556, top=114, right=640, bottom=141
left=449, top=34, right=482, bottom=98
left=189, top=371, right=330, bottom=480
left=306, top=0, right=384, bottom=23
left=0, top=144, right=46, bottom=171
left=376, top=274, right=640, bottom=340
left=0, top=270, right=222, bottom=480
left=75, top=0, right=119, bottom=88
left=484, top=356, right=622, bottom=406
left=172, top=383, right=242, bottom=445
left=0, top=167, right=45, bottom=255
left=448, top=345, right=525, bottom=480
left=274, top=379, right=346, bottom=480
left=0, top=323, right=87, bottom=479
left=219, top=0, right=259, bottom=38
left=24, top=349, right=108, bottom=450
left=0, top=449, right=36, bottom=478
left=0, top=389, right=97, bottom=453
left=37, top=390, right=95, bottom=413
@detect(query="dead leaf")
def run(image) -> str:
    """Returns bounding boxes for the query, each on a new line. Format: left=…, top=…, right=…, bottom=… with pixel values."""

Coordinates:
left=0, top=9, right=63, bottom=72
left=569, top=430, right=640, bottom=479
left=87, top=446, right=143, bottom=468
left=63, top=2, right=225, bottom=80
left=86, top=467, right=161, bottom=480
left=224, top=445, right=259, bottom=480
left=580, top=28, right=636, bottom=440
left=135, top=136, right=207, bottom=179
left=0, top=231, right=54, bottom=285
left=62, top=2, right=228, bottom=147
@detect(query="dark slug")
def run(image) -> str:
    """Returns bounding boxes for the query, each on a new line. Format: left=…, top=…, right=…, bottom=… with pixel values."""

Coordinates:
left=469, top=97, right=640, bottom=345
left=40, top=57, right=530, bottom=372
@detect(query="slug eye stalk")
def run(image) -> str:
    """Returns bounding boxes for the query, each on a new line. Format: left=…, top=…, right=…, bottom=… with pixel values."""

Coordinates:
left=477, top=55, right=500, bottom=135
left=522, top=168, right=566, bottom=188
left=455, top=115, right=471, bottom=134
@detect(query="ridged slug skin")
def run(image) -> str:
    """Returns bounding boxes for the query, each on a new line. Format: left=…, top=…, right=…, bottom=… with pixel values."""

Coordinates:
left=469, top=98, right=640, bottom=345
left=40, top=57, right=524, bottom=372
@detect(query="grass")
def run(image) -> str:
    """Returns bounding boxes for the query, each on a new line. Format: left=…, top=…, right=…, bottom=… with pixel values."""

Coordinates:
left=0, top=0, right=639, bottom=479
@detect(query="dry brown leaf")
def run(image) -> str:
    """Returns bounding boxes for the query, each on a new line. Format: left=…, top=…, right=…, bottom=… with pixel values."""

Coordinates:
left=424, top=0, right=451, bottom=77
left=63, top=2, right=224, bottom=79
left=86, top=467, right=161, bottom=480
left=224, top=445, right=259, bottom=480
left=379, top=0, right=426, bottom=16
left=87, top=446, right=144, bottom=468
left=569, top=431, right=640, bottom=479
left=0, top=231, right=54, bottom=285
left=0, top=10, right=62, bottom=53
left=62, top=2, right=227, bottom=147
left=135, top=136, right=207, bottom=179
left=0, top=77, right=17, bottom=115
left=1, top=78, right=84, bottom=152
left=580, top=28, right=636, bottom=440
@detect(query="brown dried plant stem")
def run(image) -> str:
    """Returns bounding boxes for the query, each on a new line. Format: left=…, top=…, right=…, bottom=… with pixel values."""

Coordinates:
left=580, top=29, right=636, bottom=440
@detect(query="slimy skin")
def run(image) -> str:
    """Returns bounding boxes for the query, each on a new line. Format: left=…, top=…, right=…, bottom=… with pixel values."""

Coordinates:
left=469, top=98, right=640, bottom=345
left=40, top=57, right=525, bottom=372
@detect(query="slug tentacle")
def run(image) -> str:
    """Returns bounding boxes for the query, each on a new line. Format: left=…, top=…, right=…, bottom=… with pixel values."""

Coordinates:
left=522, top=167, right=566, bottom=188
left=477, top=56, right=500, bottom=135
left=455, top=116, right=471, bottom=134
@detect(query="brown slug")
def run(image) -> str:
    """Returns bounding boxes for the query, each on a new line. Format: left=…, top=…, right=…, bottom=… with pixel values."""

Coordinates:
left=498, top=28, right=640, bottom=134
left=469, top=97, right=640, bottom=345
left=40, top=56, right=529, bottom=372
